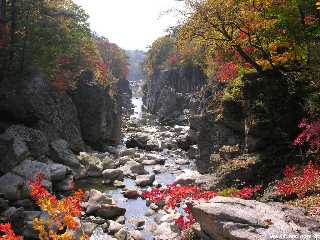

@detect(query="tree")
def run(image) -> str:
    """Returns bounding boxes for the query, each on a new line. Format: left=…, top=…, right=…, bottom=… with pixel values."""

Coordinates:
left=178, top=0, right=320, bottom=76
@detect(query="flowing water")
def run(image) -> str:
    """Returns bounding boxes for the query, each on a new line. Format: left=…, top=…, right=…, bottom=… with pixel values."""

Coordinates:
left=85, top=97, right=195, bottom=239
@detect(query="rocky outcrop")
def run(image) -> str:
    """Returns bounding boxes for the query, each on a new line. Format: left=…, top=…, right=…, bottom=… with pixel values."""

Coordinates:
left=117, top=78, right=133, bottom=113
left=143, top=65, right=205, bottom=124
left=71, top=71, right=121, bottom=150
left=0, top=75, right=85, bottom=151
left=191, top=197, right=320, bottom=240
left=190, top=107, right=244, bottom=173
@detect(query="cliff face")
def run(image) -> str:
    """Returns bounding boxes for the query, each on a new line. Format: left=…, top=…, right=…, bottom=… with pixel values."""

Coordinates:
left=71, top=71, right=122, bottom=150
left=143, top=65, right=206, bottom=124
left=191, top=70, right=306, bottom=174
left=0, top=71, right=127, bottom=154
left=0, top=75, right=85, bottom=152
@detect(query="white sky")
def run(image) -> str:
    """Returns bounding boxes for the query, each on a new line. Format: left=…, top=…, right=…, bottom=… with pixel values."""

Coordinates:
left=73, top=0, right=185, bottom=51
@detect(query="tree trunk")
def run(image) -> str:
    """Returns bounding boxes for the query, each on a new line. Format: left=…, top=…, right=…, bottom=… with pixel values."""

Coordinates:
left=234, top=45, right=263, bottom=73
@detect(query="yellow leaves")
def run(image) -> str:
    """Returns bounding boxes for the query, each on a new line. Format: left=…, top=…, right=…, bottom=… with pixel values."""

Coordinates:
left=33, top=218, right=49, bottom=240
left=316, top=1, right=320, bottom=10
left=29, top=176, right=87, bottom=240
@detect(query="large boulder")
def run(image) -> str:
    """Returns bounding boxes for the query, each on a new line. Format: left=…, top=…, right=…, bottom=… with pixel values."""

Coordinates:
left=0, top=173, right=25, bottom=201
left=0, top=75, right=85, bottom=152
left=71, top=71, right=121, bottom=150
left=102, top=169, right=124, bottom=182
left=85, top=189, right=126, bottom=219
left=0, top=137, right=29, bottom=174
left=12, top=159, right=51, bottom=180
left=0, top=125, right=49, bottom=158
left=135, top=174, right=155, bottom=187
left=191, top=197, right=320, bottom=240
left=78, top=152, right=104, bottom=177
left=50, top=139, right=80, bottom=168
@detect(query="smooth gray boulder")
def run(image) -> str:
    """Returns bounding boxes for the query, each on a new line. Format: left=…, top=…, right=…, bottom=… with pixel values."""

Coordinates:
left=135, top=174, right=155, bottom=187
left=0, top=137, right=29, bottom=174
left=102, top=169, right=124, bottom=182
left=191, top=197, right=320, bottom=240
left=13, top=159, right=51, bottom=180
left=0, top=173, right=25, bottom=200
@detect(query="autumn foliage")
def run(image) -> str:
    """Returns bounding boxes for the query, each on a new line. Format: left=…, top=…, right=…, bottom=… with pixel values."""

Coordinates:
left=277, top=118, right=320, bottom=199
left=0, top=223, right=22, bottom=240
left=28, top=174, right=87, bottom=240
left=143, top=184, right=261, bottom=231
left=277, top=161, right=320, bottom=198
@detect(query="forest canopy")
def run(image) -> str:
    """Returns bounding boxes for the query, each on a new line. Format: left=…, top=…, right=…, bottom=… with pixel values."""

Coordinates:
left=0, top=0, right=128, bottom=89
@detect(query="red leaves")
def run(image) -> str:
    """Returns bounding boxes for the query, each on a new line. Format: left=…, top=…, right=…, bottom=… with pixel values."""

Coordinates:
left=175, top=213, right=195, bottom=231
left=29, top=173, right=86, bottom=237
left=29, top=173, right=57, bottom=204
left=216, top=61, right=239, bottom=82
left=304, top=15, right=318, bottom=25
left=231, top=185, right=262, bottom=199
left=143, top=184, right=261, bottom=232
left=276, top=161, right=320, bottom=198
left=0, top=223, right=23, bottom=240
left=293, top=118, right=320, bottom=152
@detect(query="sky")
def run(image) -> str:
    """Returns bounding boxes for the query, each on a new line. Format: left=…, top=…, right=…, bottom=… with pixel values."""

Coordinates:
left=73, top=0, right=185, bottom=51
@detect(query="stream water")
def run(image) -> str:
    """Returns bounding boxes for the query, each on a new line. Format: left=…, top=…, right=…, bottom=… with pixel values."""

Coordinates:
left=84, top=97, right=195, bottom=240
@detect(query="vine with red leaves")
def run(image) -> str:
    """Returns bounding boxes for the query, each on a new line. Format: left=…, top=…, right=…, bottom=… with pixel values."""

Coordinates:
left=0, top=223, right=23, bottom=240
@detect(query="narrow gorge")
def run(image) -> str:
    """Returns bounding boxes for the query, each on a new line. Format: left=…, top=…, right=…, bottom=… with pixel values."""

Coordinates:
left=1, top=0, right=320, bottom=240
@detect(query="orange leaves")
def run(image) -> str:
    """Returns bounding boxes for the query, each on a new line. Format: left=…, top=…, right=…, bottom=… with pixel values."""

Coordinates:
left=29, top=174, right=87, bottom=240
left=216, top=61, right=239, bottom=82
left=0, top=223, right=23, bottom=240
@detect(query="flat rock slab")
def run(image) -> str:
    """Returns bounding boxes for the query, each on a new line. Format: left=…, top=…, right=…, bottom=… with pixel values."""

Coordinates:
left=191, top=197, right=320, bottom=240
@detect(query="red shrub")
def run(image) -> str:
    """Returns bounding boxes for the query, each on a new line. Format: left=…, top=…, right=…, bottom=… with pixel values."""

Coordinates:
left=293, top=118, right=320, bottom=152
left=276, top=161, right=320, bottom=197
left=0, top=223, right=22, bottom=240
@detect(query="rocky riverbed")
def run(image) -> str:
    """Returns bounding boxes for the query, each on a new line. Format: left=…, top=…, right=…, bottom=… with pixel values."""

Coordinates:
left=0, top=97, right=319, bottom=240
left=78, top=97, right=204, bottom=240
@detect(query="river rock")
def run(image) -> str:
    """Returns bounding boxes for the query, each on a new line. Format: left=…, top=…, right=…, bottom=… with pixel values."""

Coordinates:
left=123, top=189, right=140, bottom=199
left=191, top=197, right=320, bottom=240
left=82, top=221, right=98, bottom=236
left=135, top=174, right=155, bottom=187
left=85, top=189, right=126, bottom=219
left=49, top=163, right=70, bottom=181
left=78, top=152, right=103, bottom=177
left=54, top=175, right=74, bottom=192
left=0, top=172, right=25, bottom=201
left=0, top=137, right=29, bottom=174
left=108, top=220, right=124, bottom=234
left=118, top=156, right=131, bottom=165
left=130, top=163, right=147, bottom=175
left=50, top=139, right=80, bottom=167
left=175, top=158, right=189, bottom=165
left=128, top=230, right=144, bottom=240
left=113, top=180, right=125, bottom=188
left=174, top=170, right=200, bottom=186
left=119, top=148, right=136, bottom=157
left=114, top=228, right=127, bottom=240
left=102, top=169, right=124, bottom=182
left=13, top=159, right=51, bottom=180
